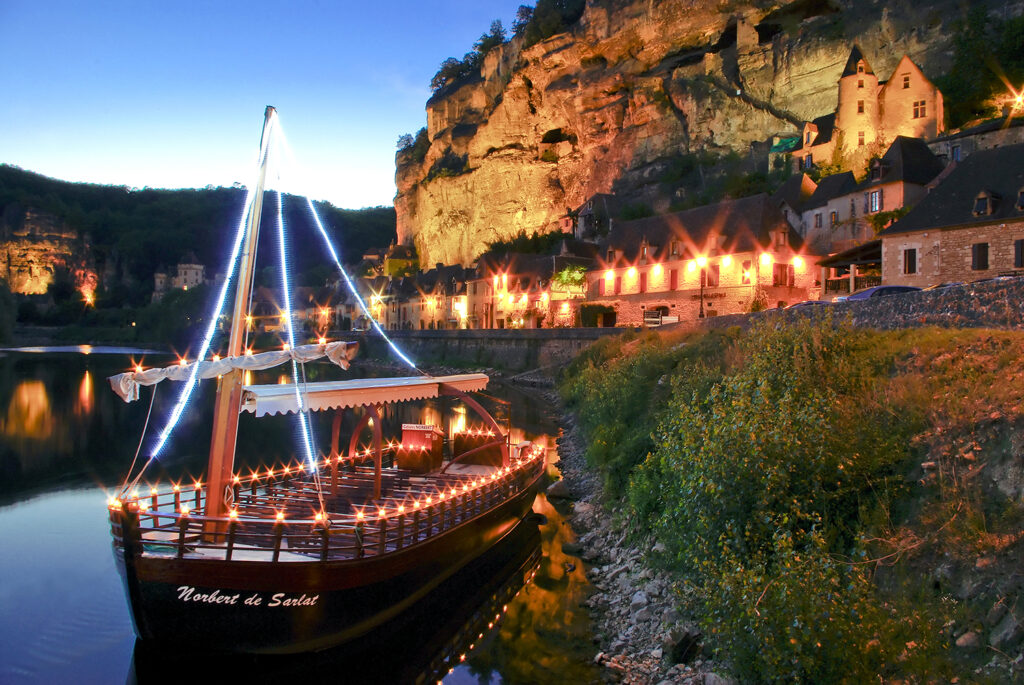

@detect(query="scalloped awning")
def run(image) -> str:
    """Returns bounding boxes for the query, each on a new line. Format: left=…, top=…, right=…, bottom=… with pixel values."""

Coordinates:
left=240, top=373, right=490, bottom=417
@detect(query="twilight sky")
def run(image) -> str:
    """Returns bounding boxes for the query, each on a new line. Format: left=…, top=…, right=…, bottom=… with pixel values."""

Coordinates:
left=0, top=1, right=520, bottom=208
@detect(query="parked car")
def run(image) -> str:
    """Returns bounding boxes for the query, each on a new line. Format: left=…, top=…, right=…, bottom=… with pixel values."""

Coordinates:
left=833, top=285, right=922, bottom=302
left=923, top=282, right=965, bottom=291
left=784, top=300, right=830, bottom=309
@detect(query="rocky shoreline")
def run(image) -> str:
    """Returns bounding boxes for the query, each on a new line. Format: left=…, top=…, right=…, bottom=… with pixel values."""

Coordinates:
left=547, top=401, right=733, bottom=685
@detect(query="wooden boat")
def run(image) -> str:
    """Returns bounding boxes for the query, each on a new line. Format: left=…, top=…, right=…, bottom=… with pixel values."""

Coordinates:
left=107, top=107, right=546, bottom=654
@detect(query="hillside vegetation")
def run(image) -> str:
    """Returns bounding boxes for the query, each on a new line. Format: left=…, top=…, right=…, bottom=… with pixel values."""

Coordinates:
left=560, top=319, right=1024, bottom=682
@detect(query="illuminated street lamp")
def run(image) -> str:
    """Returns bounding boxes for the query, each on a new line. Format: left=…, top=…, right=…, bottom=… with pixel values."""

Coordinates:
left=696, top=256, right=708, bottom=319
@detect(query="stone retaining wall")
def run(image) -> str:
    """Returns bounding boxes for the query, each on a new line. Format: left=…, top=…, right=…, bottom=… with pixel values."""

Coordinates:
left=690, top=277, right=1024, bottom=332
left=353, top=328, right=623, bottom=372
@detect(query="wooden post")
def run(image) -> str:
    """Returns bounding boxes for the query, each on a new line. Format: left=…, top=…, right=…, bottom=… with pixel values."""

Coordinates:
left=330, top=410, right=343, bottom=496
left=396, top=513, right=405, bottom=549
left=226, top=518, right=237, bottom=561
left=176, top=514, right=189, bottom=559
left=412, top=508, right=420, bottom=542
left=377, top=517, right=387, bottom=555
left=272, top=520, right=285, bottom=562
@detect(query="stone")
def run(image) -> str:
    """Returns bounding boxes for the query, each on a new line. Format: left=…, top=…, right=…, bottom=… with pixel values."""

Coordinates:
left=704, top=673, right=737, bottom=685
left=987, top=600, right=1009, bottom=627
left=955, top=631, right=981, bottom=649
left=634, top=607, right=653, bottom=622
left=990, top=613, right=1024, bottom=649
left=651, top=647, right=663, bottom=659
left=594, top=651, right=606, bottom=664
left=546, top=479, right=572, bottom=499
left=652, top=541, right=666, bottom=553
left=630, top=590, right=649, bottom=611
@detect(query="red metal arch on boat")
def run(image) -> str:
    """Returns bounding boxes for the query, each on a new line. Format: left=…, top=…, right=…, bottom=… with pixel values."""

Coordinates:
left=342, top=405, right=384, bottom=500
left=439, top=384, right=509, bottom=467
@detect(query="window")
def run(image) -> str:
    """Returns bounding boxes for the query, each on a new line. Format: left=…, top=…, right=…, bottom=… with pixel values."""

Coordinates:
left=858, top=63, right=864, bottom=74
left=913, top=100, right=926, bottom=118
left=775, top=231, right=787, bottom=247
left=670, top=241, right=680, bottom=257
left=972, top=243, right=989, bottom=271
left=858, top=131, right=865, bottom=146
left=951, top=145, right=961, bottom=162
left=639, top=272, right=647, bottom=292
left=805, top=131, right=812, bottom=144
left=741, top=260, right=752, bottom=284
left=641, top=245, right=648, bottom=259
left=804, top=156, right=813, bottom=169
left=814, top=213, right=822, bottom=228
left=869, top=190, right=881, bottom=213
left=857, top=100, right=864, bottom=113
left=870, top=161, right=883, bottom=181
left=1017, top=189, right=1024, bottom=211
left=903, top=74, right=910, bottom=89
left=606, top=249, right=615, bottom=262
left=772, top=263, right=794, bottom=287
left=850, top=198, right=856, bottom=216
left=701, top=264, right=720, bottom=288
left=830, top=210, right=838, bottom=227
left=858, top=78, right=864, bottom=89
left=1015, top=239, right=1024, bottom=269
left=973, top=192, right=998, bottom=216
left=903, top=248, right=917, bottom=275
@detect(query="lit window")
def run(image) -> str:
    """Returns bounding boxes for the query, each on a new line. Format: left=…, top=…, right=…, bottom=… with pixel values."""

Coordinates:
left=806, top=131, right=812, bottom=144
left=869, top=190, right=881, bottom=213
left=701, top=264, right=720, bottom=288
left=857, top=100, right=864, bottom=114
left=913, top=100, right=926, bottom=118
left=903, top=248, right=917, bottom=275
left=772, top=263, right=794, bottom=287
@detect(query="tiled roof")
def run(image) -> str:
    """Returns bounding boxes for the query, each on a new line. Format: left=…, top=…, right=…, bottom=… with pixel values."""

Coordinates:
left=802, top=172, right=857, bottom=211
left=601, top=194, right=809, bottom=263
left=858, top=136, right=944, bottom=190
left=878, top=142, right=1024, bottom=236
left=771, top=173, right=817, bottom=212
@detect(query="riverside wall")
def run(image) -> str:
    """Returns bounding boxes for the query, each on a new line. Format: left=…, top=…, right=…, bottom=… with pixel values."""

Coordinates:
left=353, top=327, right=623, bottom=373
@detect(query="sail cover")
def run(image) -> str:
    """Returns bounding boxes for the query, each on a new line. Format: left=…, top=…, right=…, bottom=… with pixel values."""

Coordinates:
left=108, top=341, right=358, bottom=402
left=240, top=373, right=489, bottom=417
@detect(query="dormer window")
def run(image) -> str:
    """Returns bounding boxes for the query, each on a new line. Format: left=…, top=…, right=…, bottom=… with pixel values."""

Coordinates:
left=973, top=191, right=999, bottom=216
left=607, top=249, right=615, bottom=262
left=670, top=241, right=680, bottom=257
left=1016, top=188, right=1024, bottom=211
left=857, top=63, right=864, bottom=74
left=870, top=160, right=883, bottom=181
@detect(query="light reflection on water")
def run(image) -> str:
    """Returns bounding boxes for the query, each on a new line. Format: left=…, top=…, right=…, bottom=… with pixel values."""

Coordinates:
left=0, top=350, right=598, bottom=684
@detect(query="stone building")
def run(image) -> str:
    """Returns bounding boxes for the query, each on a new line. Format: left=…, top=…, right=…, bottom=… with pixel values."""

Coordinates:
left=877, top=143, right=1024, bottom=287
left=802, top=137, right=944, bottom=254
left=585, top=194, right=818, bottom=326
left=796, top=47, right=944, bottom=171
left=928, top=116, right=1024, bottom=165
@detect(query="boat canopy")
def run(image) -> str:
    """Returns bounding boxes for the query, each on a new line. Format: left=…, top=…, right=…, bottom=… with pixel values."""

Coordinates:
left=108, top=341, right=358, bottom=403
left=240, top=373, right=489, bottom=417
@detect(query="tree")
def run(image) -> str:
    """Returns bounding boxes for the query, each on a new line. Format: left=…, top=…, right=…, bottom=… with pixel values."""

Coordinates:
left=396, top=133, right=414, bottom=151
left=513, top=5, right=533, bottom=35
left=474, top=19, right=506, bottom=56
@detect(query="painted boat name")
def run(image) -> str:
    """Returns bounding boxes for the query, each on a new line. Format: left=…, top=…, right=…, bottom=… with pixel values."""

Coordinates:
left=176, top=585, right=319, bottom=607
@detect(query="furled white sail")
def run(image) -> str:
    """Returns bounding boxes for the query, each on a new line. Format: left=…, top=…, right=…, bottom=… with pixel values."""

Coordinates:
left=108, top=341, right=358, bottom=403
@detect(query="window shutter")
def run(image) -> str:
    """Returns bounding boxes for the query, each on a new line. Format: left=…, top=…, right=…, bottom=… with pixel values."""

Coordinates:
left=863, top=192, right=869, bottom=214
left=878, top=187, right=884, bottom=211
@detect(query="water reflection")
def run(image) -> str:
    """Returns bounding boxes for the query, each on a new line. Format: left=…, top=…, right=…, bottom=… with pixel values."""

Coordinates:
left=0, top=351, right=598, bottom=683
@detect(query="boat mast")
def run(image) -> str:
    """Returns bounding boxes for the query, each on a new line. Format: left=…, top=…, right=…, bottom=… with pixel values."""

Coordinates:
left=204, top=106, right=276, bottom=521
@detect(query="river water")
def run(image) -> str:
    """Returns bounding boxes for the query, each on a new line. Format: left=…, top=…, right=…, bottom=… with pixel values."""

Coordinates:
left=0, top=347, right=598, bottom=684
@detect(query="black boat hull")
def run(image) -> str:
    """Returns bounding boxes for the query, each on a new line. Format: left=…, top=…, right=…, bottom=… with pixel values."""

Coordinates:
left=115, top=473, right=542, bottom=654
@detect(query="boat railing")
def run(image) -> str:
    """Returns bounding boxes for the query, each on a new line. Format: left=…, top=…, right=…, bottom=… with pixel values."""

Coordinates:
left=109, top=446, right=545, bottom=563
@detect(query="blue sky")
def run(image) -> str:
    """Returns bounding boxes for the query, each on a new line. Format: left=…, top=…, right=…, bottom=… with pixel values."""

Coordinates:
left=0, top=1, right=519, bottom=208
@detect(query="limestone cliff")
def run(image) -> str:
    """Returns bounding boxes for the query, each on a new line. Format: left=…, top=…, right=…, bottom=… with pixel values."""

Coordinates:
left=396, top=0, right=1013, bottom=267
left=1, top=207, right=95, bottom=295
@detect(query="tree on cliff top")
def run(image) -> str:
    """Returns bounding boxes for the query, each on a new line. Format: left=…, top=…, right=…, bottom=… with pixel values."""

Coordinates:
left=430, top=20, right=506, bottom=94
left=514, top=0, right=585, bottom=48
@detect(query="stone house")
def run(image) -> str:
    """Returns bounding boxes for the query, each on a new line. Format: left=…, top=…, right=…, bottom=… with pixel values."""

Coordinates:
left=928, top=116, right=1024, bottom=166
left=802, top=137, right=944, bottom=255
left=795, top=47, right=944, bottom=172
left=877, top=143, right=1024, bottom=287
left=770, top=172, right=817, bottom=235
left=585, top=194, right=818, bottom=326
left=472, top=250, right=593, bottom=329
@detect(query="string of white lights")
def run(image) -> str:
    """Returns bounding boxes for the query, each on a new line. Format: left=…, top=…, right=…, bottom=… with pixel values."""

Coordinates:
left=303, top=197, right=421, bottom=371
left=276, top=191, right=318, bottom=469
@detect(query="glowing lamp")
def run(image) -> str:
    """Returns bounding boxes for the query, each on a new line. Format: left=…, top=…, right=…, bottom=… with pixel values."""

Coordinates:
left=760, top=253, right=773, bottom=266
left=180, top=505, right=190, bottom=516
left=413, top=500, right=421, bottom=509
left=178, top=358, right=187, bottom=366
left=652, top=263, right=662, bottom=276
left=560, top=302, right=570, bottom=314
left=604, top=269, right=613, bottom=280
left=318, top=336, right=327, bottom=345
left=135, top=364, right=144, bottom=373
left=244, top=348, right=253, bottom=356
left=172, top=484, right=180, bottom=492
left=193, top=481, right=202, bottom=490
left=426, top=496, right=433, bottom=505
left=687, top=260, right=697, bottom=272
left=150, top=487, right=158, bottom=495
left=793, top=256, right=805, bottom=270
left=722, top=255, right=733, bottom=268
left=627, top=266, right=637, bottom=277
left=315, top=512, right=323, bottom=522
left=283, top=342, right=290, bottom=351
left=378, top=508, right=386, bottom=519
left=356, top=510, right=364, bottom=521
left=275, top=511, right=285, bottom=522
left=229, top=508, right=238, bottom=519
left=233, top=475, right=240, bottom=483
left=696, top=256, right=707, bottom=268
left=212, top=354, right=220, bottom=362
left=397, top=505, right=405, bottom=514
left=743, top=270, right=752, bottom=281
left=108, top=497, right=121, bottom=509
